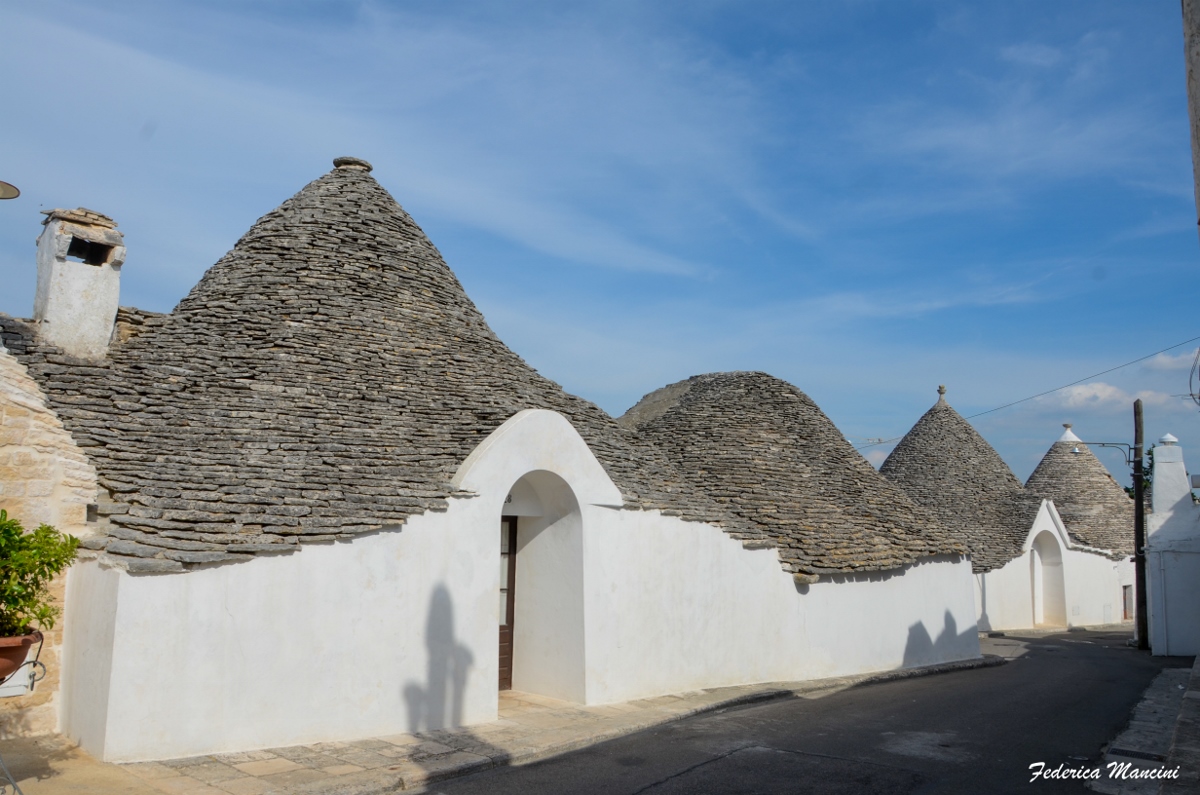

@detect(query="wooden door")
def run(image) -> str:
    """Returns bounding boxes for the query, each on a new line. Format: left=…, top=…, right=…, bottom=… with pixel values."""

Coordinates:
left=499, top=516, right=518, bottom=690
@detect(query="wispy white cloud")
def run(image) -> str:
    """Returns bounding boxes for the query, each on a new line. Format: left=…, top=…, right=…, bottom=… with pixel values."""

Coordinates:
left=868, top=98, right=1152, bottom=182
left=1036, top=381, right=1176, bottom=409
left=1000, top=43, right=1064, bottom=68
left=1143, top=348, right=1200, bottom=372
left=0, top=3, right=773, bottom=291
left=856, top=29, right=1168, bottom=195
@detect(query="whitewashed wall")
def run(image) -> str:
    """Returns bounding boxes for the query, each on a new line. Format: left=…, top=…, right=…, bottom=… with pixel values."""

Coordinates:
left=62, top=506, right=497, bottom=762
left=974, top=500, right=1132, bottom=632
left=61, top=409, right=980, bottom=762
left=1147, top=438, right=1200, bottom=656
left=583, top=515, right=976, bottom=704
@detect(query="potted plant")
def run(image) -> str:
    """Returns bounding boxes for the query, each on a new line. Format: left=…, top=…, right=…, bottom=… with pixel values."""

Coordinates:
left=0, top=510, right=79, bottom=680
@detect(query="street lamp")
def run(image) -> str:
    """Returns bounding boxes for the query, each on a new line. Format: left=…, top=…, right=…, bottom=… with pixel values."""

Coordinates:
left=0, top=181, right=19, bottom=200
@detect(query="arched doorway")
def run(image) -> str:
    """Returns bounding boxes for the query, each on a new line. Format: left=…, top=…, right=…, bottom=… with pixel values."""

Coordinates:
left=498, top=471, right=585, bottom=702
left=1031, top=531, right=1066, bottom=627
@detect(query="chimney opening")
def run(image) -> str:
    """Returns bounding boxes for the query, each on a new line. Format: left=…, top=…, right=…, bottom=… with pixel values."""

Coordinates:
left=66, top=236, right=114, bottom=266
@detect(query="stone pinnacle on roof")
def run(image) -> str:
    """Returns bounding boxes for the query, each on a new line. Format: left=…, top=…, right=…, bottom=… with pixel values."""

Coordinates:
left=332, top=156, right=372, bottom=172
left=620, top=371, right=965, bottom=576
left=879, top=387, right=1041, bottom=572
left=1026, top=424, right=1133, bottom=556
left=1059, top=423, right=1081, bottom=443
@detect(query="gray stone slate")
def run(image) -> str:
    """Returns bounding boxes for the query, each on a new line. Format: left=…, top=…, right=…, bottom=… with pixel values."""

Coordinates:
left=880, top=390, right=1043, bottom=573
left=1, top=160, right=765, bottom=572
left=619, top=372, right=966, bottom=575
left=1026, top=437, right=1133, bottom=557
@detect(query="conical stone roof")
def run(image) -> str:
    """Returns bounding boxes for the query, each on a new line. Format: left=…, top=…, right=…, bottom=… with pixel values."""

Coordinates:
left=619, top=372, right=966, bottom=576
left=0, top=158, right=764, bottom=572
left=879, top=387, right=1042, bottom=573
left=1025, top=425, right=1133, bottom=556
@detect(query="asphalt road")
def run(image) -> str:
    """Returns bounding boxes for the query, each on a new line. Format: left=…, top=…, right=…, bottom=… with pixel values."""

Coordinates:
left=425, top=631, right=1191, bottom=795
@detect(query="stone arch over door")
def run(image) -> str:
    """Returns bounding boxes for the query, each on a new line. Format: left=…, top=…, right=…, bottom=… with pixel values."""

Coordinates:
left=1031, top=531, right=1066, bottom=627
left=452, top=410, right=623, bottom=706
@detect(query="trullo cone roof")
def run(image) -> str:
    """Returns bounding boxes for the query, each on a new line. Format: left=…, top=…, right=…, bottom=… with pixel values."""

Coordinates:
left=1025, top=425, right=1133, bottom=556
left=0, top=159, right=759, bottom=571
left=620, top=371, right=966, bottom=575
left=879, top=388, right=1042, bottom=572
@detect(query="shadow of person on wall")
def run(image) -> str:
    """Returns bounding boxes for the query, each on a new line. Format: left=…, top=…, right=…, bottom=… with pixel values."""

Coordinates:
left=902, top=610, right=979, bottom=669
left=398, top=584, right=512, bottom=782
left=403, top=584, right=474, bottom=733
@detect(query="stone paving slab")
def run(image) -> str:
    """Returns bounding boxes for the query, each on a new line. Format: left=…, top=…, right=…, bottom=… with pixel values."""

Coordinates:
left=1161, top=655, right=1200, bottom=795
left=1088, top=667, right=1191, bottom=795
left=1, top=655, right=1006, bottom=795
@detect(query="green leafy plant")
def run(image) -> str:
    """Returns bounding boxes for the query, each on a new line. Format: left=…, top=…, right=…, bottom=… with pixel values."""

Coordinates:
left=0, top=510, right=79, bottom=636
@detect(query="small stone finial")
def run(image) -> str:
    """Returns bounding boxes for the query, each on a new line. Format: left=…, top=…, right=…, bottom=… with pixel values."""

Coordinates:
left=936, top=384, right=946, bottom=403
left=333, top=156, right=373, bottom=172
left=1058, top=424, right=1081, bottom=443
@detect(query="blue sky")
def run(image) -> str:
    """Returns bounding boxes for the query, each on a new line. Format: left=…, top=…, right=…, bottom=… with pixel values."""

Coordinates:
left=1, top=1, right=1197, bottom=484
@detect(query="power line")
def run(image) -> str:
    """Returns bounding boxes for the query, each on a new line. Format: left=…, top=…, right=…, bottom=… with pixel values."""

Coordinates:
left=854, top=334, right=1200, bottom=451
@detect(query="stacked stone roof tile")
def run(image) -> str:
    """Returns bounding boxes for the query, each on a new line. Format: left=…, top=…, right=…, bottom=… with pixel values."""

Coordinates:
left=1025, top=427, right=1133, bottom=557
left=1, top=160, right=772, bottom=573
left=619, top=372, right=966, bottom=576
left=879, top=389, right=1042, bottom=573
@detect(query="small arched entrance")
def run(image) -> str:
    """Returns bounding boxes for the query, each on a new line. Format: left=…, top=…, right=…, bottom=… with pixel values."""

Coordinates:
left=497, top=471, right=585, bottom=702
left=1031, top=531, right=1066, bottom=627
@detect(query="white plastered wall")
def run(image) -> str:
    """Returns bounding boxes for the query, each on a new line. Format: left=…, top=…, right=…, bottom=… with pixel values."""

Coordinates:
left=974, top=500, right=1132, bottom=632
left=1146, top=439, right=1200, bottom=656
left=583, top=529, right=978, bottom=704
left=62, top=409, right=980, bottom=762
left=62, top=501, right=498, bottom=762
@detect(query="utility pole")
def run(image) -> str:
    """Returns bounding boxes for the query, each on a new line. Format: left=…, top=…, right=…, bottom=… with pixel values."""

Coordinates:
left=1133, top=399, right=1149, bottom=651
left=1183, top=0, right=1200, bottom=241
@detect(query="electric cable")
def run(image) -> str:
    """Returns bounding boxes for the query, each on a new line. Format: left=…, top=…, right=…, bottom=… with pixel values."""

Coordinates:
left=855, top=334, right=1200, bottom=451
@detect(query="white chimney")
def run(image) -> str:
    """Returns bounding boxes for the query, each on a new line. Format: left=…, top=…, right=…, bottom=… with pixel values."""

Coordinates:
left=33, top=208, right=125, bottom=360
left=1150, top=433, right=1192, bottom=517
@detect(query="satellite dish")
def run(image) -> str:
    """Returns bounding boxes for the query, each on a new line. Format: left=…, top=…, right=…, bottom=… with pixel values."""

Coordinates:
left=0, top=181, right=19, bottom=200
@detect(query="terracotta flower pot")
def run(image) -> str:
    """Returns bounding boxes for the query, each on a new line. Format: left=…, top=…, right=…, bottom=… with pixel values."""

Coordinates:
left=0, top=633, right=38, bottom=681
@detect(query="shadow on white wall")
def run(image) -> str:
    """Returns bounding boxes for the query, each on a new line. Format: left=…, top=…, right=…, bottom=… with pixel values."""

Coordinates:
left=903, top=611, right=976, bottom=669
left=403, top=584, right=474, bottom=732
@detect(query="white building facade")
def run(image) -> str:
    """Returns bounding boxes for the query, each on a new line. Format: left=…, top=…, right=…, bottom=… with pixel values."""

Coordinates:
left=0, top=160, right=981, bottom=763
left=1146, top=434, right=1200, bottom=656
left=975, top=499, right=1133, bottom=632
left=883, top=400, right=1135, bottom=634
left=61, top=410, right=978, bottom=762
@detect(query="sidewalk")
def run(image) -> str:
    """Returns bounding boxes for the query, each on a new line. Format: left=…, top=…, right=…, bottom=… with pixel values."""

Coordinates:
left=1088, top=667, right=1191, bottom=795
left=1162, top=653, right=1200, bottom=795
left=1080, top=646, right=1199, bottom=795
left=1, top=656, right=1002, bottom=795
